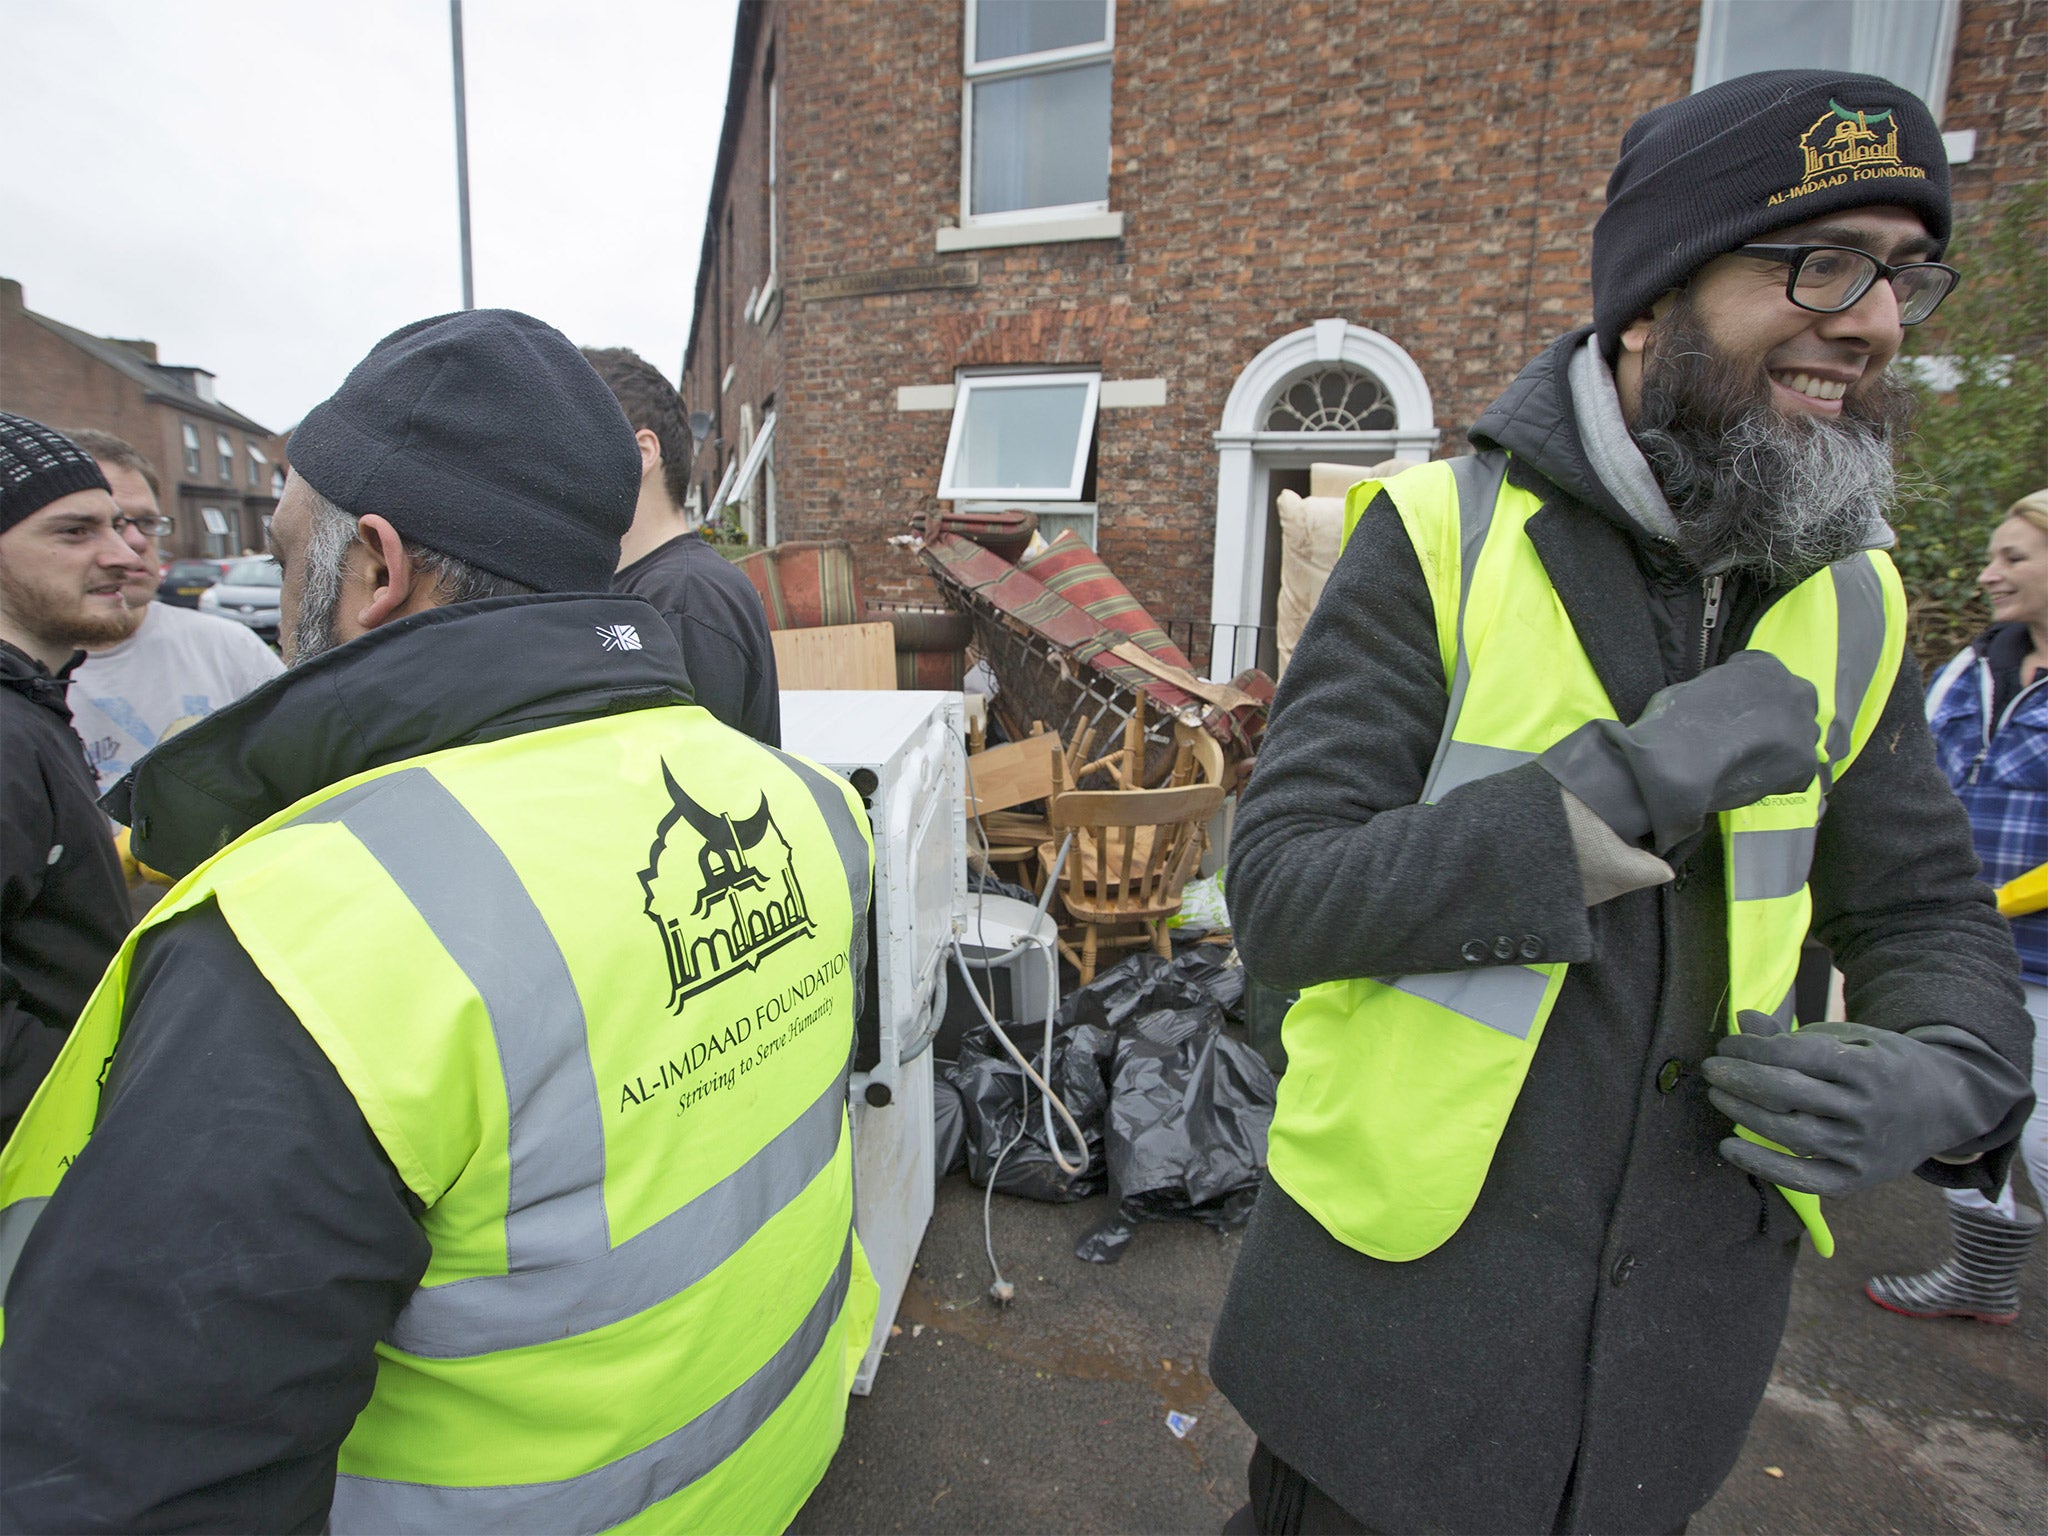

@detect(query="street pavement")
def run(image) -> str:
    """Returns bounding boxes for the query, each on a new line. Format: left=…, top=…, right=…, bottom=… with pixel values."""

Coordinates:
left=796, top=1168, right=2046, bottom=1535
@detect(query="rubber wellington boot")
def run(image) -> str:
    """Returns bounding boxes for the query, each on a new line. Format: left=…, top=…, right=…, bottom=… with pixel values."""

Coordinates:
left=1865, top=1202, right=2043, bottom=1324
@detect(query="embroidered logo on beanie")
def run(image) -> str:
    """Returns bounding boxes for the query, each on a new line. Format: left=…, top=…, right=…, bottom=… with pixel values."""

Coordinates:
left=1768, top=100, right=1927, bottom=212
left=1590, top=70, right=1951, bottom=358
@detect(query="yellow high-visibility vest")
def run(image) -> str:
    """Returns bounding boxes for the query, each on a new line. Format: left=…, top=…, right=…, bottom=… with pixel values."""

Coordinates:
left=0, top=704, right=879, bottom=1534
left=1267, top=455, right=1904, bottom=1263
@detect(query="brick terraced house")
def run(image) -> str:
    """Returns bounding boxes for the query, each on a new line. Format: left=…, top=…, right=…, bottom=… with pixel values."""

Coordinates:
left=1, top=277, right=289, bottom=560
left=681, top=0, right=2043, bottom=676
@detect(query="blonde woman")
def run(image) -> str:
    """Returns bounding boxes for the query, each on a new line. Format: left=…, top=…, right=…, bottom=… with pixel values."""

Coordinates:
left=1869, top=489, right=2048, bottom=1322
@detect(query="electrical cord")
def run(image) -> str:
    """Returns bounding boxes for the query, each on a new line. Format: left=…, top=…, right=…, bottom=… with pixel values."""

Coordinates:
left=954, top=715, right=1088, bottom=1305
left=949, top=835, right=1087, bottom=1306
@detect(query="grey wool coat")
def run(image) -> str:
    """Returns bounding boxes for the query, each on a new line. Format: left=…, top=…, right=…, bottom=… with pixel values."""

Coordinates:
left=1208, top=327, right=2035, bottom=1536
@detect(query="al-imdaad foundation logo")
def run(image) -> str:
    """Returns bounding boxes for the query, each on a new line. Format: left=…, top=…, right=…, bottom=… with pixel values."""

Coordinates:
left=1768, top=99, right=1925, bottom=210
left=639, top=764, right=816, bottom=1012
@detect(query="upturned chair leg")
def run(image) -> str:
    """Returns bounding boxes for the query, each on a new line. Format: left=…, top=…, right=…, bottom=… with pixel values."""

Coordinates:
left=1081, top=924, right=1099, bottom=985
left=1151, top=920, right=1171, bottom=960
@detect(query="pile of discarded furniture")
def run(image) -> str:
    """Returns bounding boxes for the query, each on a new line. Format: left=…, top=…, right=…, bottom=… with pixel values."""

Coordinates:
left=734, top=538, right=975, bottom=690
left=915, top=509, right=1273, bottom=975
left=732, top=515, right=1273, bottom=967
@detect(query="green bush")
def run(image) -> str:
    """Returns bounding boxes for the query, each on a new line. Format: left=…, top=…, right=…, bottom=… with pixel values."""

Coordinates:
left=1892, top=181, right=2048, bottom=675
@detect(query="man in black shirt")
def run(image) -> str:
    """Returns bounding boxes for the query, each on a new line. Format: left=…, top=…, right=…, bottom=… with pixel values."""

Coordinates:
left=0, top=414, right=143, bottom=1143
left=583, top=346, right=781, bottom=744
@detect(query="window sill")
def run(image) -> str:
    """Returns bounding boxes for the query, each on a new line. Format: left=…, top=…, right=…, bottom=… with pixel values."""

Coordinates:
left=934, top=211, right=1124, bottom=252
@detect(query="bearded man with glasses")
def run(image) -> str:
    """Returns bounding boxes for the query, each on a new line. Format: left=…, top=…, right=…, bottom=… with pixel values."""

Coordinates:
left=1211, top=72, right=2034, bottom=1536
left=64, top=430, right=281, bottom=799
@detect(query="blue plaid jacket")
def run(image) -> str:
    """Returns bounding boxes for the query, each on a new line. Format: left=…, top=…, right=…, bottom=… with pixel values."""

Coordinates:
left=1927, top=626, right=2048, bottom=984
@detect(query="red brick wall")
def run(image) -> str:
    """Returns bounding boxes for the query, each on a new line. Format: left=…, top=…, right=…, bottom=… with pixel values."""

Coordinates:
left=1, top=278, right=287, bottom=558
left=691, top=0, right=2044, bottom=631
left=2, top=278, right=166, bottom=482
left=681, top=7, right=786, bottom=531
left=1944, top=0, right=2044, bottom=202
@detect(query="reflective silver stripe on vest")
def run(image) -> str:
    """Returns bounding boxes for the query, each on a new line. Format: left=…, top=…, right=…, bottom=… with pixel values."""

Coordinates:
left=1419, top=452, right=1512, bottom=804
left=1386, top=964, right=1551, bottom=1041
left=766, top=749, right=871, bottom=938
left=389, top=1075, right=846, bottom=1358
left=1826, top=555, right=1888, bottom=771
left=1394, top=455, right=1549, bottom=1044
left=1429, top=743, right=1536, bottom=802
left=1771, top=984, right=1797, bottom=1030
left=302, top=770, right=612, bottom=1268
left=766, top=748, right=874, bottom=1007
left=1729, top=826, right=1817, bottom=902
left=330, top=1241, right=855, bottom=1536
left=0, top=1195, right=51, bottom=1298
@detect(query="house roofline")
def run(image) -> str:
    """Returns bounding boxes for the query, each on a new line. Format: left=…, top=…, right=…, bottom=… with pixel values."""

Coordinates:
left=681, top=0, right=764, bottom=391
left=23, top=308, right=279, bottom=439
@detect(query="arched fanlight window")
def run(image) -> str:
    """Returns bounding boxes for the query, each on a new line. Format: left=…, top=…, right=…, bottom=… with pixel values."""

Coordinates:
left=1263, top=366, right=1398, bottom=432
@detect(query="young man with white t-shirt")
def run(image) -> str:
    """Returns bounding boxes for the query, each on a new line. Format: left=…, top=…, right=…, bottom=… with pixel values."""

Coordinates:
left=66, top=431, right=281, bottom=793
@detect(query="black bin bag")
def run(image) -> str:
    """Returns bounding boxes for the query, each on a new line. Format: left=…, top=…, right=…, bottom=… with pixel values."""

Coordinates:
left=942, top=946, right=1276, bottom=1258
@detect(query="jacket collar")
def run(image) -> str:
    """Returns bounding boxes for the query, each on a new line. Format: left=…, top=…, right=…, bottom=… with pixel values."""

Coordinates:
left=110, top=594, right=693, bottom=878
left=0, top=639, right=82, bottom=719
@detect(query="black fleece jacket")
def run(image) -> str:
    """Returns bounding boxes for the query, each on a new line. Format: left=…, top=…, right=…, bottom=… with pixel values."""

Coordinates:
left=0, top=641, right=129, bottom=1146
left=0, top=596, right=695, bottom=1534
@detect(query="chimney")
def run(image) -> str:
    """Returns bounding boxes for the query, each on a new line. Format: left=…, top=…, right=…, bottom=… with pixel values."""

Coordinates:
left=111, top=338, right=160, bottom=364
left=1, top=277, right=21, bottom=314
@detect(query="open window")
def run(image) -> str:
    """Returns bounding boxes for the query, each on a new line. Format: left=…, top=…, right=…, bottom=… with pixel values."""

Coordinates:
left=962, top=0, right=1114, bottom=225
left=1693, top=0, right=1960, bottom=111
left=938, top=371, right=1100, bottom=502
left=200, top=505, right=233, bottom=557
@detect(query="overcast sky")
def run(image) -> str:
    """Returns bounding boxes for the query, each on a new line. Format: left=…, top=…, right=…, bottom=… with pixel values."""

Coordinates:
left=1, top=0, right=736, bottom=432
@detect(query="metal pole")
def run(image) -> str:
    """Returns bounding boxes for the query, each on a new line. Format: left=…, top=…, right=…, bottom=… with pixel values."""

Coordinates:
left=450, top=0, right=474, bottom=310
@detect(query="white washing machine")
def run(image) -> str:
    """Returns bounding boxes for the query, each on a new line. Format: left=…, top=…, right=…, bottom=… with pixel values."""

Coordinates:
left=780, top=690, right=965, bottom=1394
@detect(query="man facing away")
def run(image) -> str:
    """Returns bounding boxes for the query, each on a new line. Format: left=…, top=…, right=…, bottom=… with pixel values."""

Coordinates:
left=0, top=415, right=139, bottom=1146
left=584, top=345, right=781, bottom=745
left=1211, top=72, right=2035, bottom=1535
left=0, top=311, right=876, bottom=1533
left=64, top=429, right=281, bottom=796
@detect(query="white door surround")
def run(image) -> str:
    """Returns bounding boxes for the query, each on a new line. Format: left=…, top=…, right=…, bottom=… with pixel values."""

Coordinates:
left=1209, top=319, right=1439, bottom=679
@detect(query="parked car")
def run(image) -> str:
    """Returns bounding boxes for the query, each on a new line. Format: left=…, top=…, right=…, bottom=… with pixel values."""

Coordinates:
left=196, top=555, right=282, bottom=641
left=157, top=557, right=234, bottom=608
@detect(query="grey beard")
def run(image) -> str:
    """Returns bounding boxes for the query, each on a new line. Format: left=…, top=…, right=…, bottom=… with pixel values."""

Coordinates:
left=287, top=498, right=356, bottom=664
left=1633, top=319, right=1910, bottom=587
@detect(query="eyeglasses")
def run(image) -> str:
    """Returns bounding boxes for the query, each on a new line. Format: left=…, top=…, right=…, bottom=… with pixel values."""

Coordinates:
left=110, top=514, right=175, bottom=537
left=1736, top=244, right=1960, bottom=326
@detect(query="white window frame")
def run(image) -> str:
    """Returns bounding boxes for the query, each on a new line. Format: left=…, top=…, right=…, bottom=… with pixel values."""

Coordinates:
left=761, top=65, right=774, bottom=296
left=271, top=466, right=286, bottom=496
left=1692, top=0, right=1960, bottom=118
left=248, top=442, right=267, bottom=489
left=182, top=421, right=201, bottom=476
left=938, top=369, right=1100, bottom=502
left=962, top=498, right=1098, bottom=548
left=704, top=456, right=741, bottom=525
left=216, top=430, right=234, bottom=483
left=727, top=410, right=779, bottom=508
left=960, top=0, right=1115, bottom=229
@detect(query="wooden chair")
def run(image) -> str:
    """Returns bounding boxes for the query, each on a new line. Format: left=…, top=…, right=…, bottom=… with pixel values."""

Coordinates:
left=966, top=727, right=1057, bottom=892
left=1041, top=776, right=1226, bottom=984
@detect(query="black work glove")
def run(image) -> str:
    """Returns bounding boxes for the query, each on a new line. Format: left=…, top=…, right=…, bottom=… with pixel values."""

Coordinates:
left=1699, top=1013, right=2019, bottom=1197
left=1537, top=652, right=1819, bottom=855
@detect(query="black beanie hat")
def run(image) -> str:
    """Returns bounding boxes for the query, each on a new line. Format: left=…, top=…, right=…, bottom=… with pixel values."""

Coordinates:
left=289, top=309, right=639, bottom=593
left=0, top=412, right=111, bottom=534
left=1593, top=70, right=1950, bottom=358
